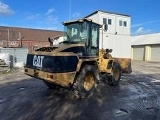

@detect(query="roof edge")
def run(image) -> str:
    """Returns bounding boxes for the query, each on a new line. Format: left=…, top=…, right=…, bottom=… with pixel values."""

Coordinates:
left=0, top=25, right=63, bottom=32
left=84, top=10, right=130, bottom=18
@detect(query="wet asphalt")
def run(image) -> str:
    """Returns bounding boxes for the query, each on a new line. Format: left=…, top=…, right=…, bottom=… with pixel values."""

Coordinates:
left=0, top=60, right=160, bottom=120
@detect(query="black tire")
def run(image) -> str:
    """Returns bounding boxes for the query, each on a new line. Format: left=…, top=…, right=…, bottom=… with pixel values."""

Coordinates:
left=73, top=65, right=99, bottom=98
left=108, top=62, right=121, bottom=86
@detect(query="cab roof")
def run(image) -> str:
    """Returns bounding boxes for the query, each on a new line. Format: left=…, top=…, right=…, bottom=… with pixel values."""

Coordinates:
left=62, top=18, right=102, bottom=27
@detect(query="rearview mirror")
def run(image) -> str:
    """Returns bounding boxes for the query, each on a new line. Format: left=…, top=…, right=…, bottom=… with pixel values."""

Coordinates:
left=48, top=37, right=53, bottom=43
left=106, top=49, right=113, bottom=53
left=103, top=24, right=108, bottom=31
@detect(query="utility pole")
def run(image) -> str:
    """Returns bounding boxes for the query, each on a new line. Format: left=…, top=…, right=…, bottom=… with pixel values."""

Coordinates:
left=19, top=32, right=22, bottom=47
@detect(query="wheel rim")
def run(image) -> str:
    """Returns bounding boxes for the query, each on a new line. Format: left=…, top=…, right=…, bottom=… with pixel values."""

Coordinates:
left=113, top=68, right=120, bottom=81
left=83, top=73, right=95, bottom=91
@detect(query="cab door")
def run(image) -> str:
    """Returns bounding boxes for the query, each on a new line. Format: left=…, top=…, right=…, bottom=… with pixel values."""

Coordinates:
left=90, top=24, right=99, bottom=56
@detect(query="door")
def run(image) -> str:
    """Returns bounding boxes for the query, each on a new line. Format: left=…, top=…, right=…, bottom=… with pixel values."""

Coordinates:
left=133, top=46, right=145, bottom=60
left=151, top=45, right=160, bottom=62
left=90, top=24, right=99, bottom=56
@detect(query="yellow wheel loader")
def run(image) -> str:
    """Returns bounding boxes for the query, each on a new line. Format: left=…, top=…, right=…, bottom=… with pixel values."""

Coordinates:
left=24, top=18, right=122, bottom=98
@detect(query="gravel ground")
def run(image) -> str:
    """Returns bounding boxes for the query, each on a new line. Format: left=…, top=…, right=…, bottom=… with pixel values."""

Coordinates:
left=0, top=60, right=160, bottom=120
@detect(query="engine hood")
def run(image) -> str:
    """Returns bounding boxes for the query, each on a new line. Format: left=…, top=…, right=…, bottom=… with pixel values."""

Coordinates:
left=29, top=44, right=86, bottom=56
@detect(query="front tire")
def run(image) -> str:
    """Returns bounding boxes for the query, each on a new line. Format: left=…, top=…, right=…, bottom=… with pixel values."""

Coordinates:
left=108, top=62, right=121, bottom=86
left=73, top=65, right=99, bottom=98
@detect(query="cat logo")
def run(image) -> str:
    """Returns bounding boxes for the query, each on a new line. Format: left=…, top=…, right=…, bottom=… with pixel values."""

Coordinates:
left=33, top=55, right=44, bottom=68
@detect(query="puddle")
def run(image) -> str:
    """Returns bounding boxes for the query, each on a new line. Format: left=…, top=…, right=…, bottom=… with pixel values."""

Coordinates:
left=19, top=87, right=25, bottom=90
left=0, top=99, right=5, bottom=104
left=115, top=108, right=128, bottom=116
left=146, top=107, right=159, bottom=113
left=138, top=82, right=150, bottom=87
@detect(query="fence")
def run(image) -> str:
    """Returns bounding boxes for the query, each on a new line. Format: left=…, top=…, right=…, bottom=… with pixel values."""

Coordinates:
left=0, top=48, right=28, bottom=68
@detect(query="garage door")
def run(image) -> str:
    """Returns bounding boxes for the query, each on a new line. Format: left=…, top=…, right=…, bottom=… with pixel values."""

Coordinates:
left=133, top=46, right=145, bottom=60
left=151, top=45, right=160, bottom=62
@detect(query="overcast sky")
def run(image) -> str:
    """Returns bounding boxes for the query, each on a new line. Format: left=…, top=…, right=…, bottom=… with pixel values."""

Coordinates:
left=0, top=0, right=160, bottom=36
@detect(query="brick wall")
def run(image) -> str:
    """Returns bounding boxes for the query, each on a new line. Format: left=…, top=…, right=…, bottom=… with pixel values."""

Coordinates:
left=0, top=40, right=50, bottom=52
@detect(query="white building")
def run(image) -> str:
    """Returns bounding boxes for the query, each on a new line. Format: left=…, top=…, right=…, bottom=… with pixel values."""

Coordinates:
left=131, top=33, right=160, bottom=62
left=85, top=10, right=131, bottom=59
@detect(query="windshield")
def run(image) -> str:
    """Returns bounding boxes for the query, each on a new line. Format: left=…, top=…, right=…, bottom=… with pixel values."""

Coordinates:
left=63, top=22, right=88, bottom=43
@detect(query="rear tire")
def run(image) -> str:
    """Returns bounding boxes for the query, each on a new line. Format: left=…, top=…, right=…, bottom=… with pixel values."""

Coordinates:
left=108, top=62, right=121, bottom=86
left=73, top=65, right=99, bottom=98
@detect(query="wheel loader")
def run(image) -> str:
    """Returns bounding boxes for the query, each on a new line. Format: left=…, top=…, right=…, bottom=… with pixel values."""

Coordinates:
left=24, top=18, right=122, bottom=98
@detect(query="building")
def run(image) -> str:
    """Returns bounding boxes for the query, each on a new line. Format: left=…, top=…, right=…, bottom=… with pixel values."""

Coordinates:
left=0, top=26, right=63, bottom=52
left=85, top=10, right=131, bottom=58
left=85, top=10, right=132, bottom=73
left=131, top=33, right=160, bottom=62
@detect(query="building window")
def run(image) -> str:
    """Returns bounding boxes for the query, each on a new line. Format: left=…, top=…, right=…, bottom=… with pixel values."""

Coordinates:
left=10, top=41, right=16, bottom=45
left=119, top=20, right=123, bottom=26
left=124, top=21, right=127, bottom=27
left=108, top=19, right=112, bottom=25
left=103, top=18, right=107, bottom=24
left=119, top=20, right=127, bottom=27
left=103, top=18, right=112, bottom=25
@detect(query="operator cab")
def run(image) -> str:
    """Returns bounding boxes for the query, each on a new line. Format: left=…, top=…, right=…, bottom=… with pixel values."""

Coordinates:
left=63, top=19, right=102, bottom=56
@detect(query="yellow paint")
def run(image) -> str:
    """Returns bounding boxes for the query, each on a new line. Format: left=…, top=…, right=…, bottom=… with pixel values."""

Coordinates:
left=98, top=49, right=112, bottom=73
left=25, top=68, right=76, bottom=87
left=115, top=58, right=132, bottom=73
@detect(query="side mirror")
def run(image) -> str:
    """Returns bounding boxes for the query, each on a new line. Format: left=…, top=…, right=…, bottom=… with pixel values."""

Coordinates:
left=48, top=37, right=51, bottom=43
left=109, top=49, right=113, bottom=53
left=106, top=49, right=113, bottom=53
left=48, top=37, right=54, bottom=43
left=103, top=24, right=108, bottom=31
